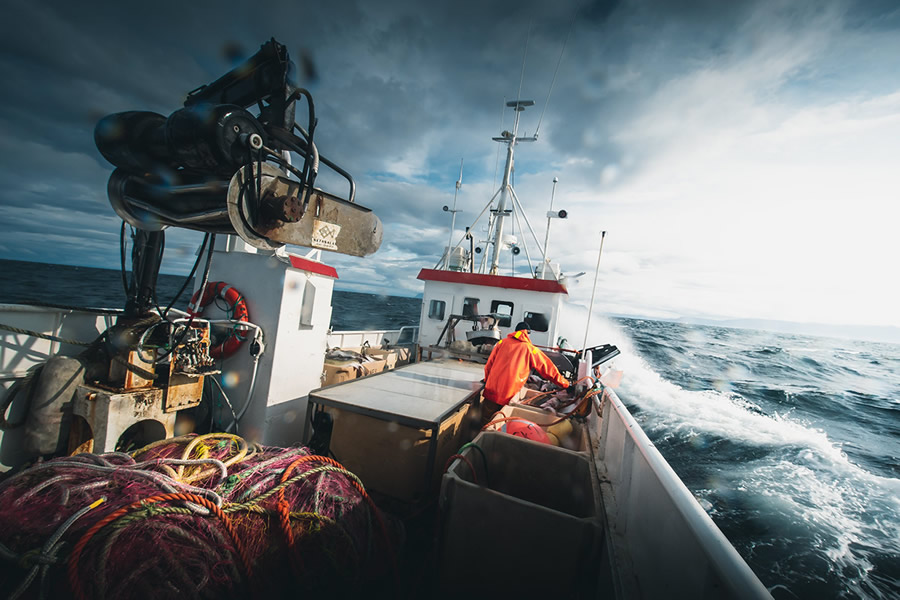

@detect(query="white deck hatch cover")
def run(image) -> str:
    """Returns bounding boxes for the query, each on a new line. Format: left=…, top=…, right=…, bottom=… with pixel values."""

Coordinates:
left=308, top=359, right=484, bottom=428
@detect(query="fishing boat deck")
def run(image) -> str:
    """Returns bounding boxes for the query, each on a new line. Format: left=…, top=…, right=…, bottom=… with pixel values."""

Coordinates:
left=303, top=358, right=485, bottom=506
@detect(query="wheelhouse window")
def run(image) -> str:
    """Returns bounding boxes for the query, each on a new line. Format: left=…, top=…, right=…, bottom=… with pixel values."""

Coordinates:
left=428, top=299, right=446, bottom=321
left=524, top=311, right=549, bottom=332
left=462, top=297, right=480, bottom=318
left=491, top=300, right=514, bottom=328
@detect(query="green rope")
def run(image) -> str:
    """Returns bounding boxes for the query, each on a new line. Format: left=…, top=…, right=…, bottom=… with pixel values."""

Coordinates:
left=458, top=442, right=490, bottom=487
left=219, top=475, right=241, bottom=496
left=107, top=505, right=194, bottom=532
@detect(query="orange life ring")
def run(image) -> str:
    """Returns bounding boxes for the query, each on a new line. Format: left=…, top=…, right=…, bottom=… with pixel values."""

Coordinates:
left=187, top=281, right=250, bottom=359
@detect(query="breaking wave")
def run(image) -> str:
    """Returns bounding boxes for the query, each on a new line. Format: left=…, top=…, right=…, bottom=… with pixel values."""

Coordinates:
left=589, top=312, right=900, bottom=600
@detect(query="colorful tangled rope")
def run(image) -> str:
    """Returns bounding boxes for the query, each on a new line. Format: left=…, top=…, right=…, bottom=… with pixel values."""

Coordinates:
left=0, top=433, right=396, bottom=599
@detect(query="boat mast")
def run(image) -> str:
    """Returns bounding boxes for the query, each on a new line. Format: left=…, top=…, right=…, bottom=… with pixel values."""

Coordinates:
left=488, top=100, right=535, bottom=275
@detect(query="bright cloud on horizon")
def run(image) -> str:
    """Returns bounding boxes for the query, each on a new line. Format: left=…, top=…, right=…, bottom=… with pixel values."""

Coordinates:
left=560, top=89, right=900, bottom=327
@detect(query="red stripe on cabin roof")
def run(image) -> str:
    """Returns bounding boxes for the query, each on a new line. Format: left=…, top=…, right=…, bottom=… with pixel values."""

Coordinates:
left=416, top=269, right=567, bottom=294
left=289, top=255, right=339, bottom=279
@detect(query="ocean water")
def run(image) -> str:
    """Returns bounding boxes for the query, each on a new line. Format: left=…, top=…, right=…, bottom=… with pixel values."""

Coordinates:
left=1, top=258, right=898, bottom=599
left=603, top=318, right=900, bottom=600
left=0, top=258, right=420, bottom=331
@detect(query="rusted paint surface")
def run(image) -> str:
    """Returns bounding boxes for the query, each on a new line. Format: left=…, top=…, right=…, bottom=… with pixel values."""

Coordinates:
left=71, top=384, right=173, bottom=454
left=164, top=373, right=204, bottom=413
left=123, top=351, right=155, bottom=389
left=132, top=390, right=160, bottom=417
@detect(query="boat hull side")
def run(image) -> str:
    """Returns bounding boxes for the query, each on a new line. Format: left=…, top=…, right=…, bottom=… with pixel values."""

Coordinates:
left=591, top=387, right=773, bottom=599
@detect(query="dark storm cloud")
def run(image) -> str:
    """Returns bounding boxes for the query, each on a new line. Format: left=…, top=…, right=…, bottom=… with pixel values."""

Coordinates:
left=1, top=0, right=894, bottom=301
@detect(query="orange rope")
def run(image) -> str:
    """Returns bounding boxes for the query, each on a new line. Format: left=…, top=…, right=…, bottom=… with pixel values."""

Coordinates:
left=443, top=453, right=479, bottom=484
left=521, top=389, right=557, bottom=406
left=68, top=492, right=253, bottom=600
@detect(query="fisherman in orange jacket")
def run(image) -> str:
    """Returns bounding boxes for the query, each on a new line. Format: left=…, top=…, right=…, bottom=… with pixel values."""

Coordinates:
left=482, top=321, right=569, bottom=422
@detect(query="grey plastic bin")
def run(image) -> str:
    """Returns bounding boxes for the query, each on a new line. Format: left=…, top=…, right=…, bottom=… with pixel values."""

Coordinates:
left=437, top=431, right=601, bottom=597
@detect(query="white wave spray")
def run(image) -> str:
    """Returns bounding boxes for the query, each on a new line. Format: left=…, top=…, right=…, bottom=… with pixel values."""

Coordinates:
left=557, top=301, right=900, bottom=598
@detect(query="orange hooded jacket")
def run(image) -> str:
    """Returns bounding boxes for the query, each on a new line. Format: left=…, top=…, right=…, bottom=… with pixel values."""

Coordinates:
left=483, top=329, right=569, bottom=405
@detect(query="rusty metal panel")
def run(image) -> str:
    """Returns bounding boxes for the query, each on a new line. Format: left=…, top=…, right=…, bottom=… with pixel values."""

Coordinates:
left=123, top=350, right=155, bottom=389
left=108, top=350, right=156, bottom=390
left=164, top=373, right=204, bottom=413
left=163, top=325, right=214, bottom=413
left=70, top=385, right=170, bottom=454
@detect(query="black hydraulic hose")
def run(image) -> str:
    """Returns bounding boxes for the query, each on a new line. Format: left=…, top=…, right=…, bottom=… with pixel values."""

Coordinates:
left=154, top=233, right=216, bottom=363
left=286, top=88, right=317, bottom=191
left=163, top=233, right=210, bottom=319
left=311, top=146, right=355, bottom=203
left=276, top=126, right=356, bottom=203
left=255, top=147, right=263, bottom=221
left=257, top=145, right=306, bottom=182
left=289, top=88, right=317, bottom=140
left=197, top=233, right=216, bottom=311
left=151, top=229, right=166, bottom=313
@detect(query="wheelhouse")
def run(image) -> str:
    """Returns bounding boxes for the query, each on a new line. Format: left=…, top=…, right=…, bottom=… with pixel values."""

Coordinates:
left=416, top=268, right=567, bottom=349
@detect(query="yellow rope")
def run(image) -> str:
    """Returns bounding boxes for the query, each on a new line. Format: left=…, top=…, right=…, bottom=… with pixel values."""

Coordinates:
left=179, top=433, right=250, bottom=483
left=130, top=433, right=254, bottom=484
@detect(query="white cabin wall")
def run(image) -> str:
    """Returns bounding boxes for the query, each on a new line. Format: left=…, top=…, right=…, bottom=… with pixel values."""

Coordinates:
left=267, top=269, right=334, bottom=402
left=197, top=245, right=333, bottom=445
left=418, top=280, right=565, bottom=349
left=418, top=283, right=455, bottom=347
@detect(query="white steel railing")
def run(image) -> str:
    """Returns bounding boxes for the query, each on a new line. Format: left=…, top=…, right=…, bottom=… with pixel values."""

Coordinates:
left=595, top=388, right=772, bottom=599
left=326, top=326, right=419, bottom=350
left=0, top=304, right=117, bottom=381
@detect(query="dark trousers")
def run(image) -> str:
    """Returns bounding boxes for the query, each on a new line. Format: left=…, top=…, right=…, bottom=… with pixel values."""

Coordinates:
left=479, top=397, right=504, bottom=428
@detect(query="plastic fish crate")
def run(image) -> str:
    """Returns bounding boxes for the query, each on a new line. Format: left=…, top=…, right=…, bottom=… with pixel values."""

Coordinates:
left=322, top=401, right=470, bottom=502
left=438, top=431, right=601, bottom=596
left=489, top=402, right=589, bottom=453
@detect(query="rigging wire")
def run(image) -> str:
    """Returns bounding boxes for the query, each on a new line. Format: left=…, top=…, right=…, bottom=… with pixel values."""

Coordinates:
left=491, top=97, right=506, bottom=190
left=515, top=21, right=532, bottom=104
left=534, top=13, right=576, bottom=139
left=162, top=233, right=210, bottom=320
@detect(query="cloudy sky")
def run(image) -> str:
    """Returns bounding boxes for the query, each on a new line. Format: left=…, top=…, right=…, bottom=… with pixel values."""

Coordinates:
left=1, top=0, right=899, bottom=330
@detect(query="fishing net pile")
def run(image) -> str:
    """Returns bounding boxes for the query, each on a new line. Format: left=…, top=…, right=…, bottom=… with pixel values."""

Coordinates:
left=0, top=433, right=396, bottom=599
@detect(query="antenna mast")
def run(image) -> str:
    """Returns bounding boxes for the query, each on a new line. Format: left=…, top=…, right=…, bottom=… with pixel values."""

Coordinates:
left=541, top=176, right=559, bottom=278
left=442, top=159, right=464, bottom=269
left=487, top=100, right=536, bottom=275
left=457, top=28, right=569, bottom=277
